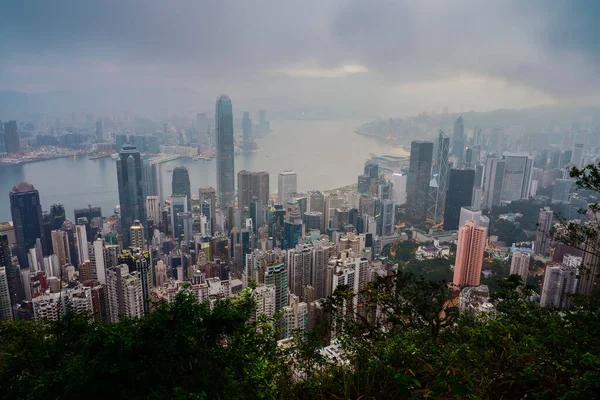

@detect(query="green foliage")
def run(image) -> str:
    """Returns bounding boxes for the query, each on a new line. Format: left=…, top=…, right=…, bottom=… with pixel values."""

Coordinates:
left=0, top=291, right=283, bottom=400
left=489, top=218, right=528, bottom=243
left=2, top=271, right=600, bottom=399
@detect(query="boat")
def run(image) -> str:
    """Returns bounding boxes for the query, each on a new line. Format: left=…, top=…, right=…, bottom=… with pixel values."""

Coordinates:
left=111, top=153, right=119, bottom=160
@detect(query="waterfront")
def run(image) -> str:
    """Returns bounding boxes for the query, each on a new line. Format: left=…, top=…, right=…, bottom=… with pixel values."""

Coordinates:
left=0, top=119, right=408, bottom=222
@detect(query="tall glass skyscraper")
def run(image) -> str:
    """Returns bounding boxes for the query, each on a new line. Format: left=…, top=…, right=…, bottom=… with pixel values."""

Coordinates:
left=406, top=141, right=433, bottom=227
left=443, top=169, right=475, bottom=231
left=0, top=120, right=5, bottom=155
left=116, top=145, right=146, bottom=248
left=172, top=166, right=191, bottom=209
left=215, top=95, right=235, bottom=210
left=9, top=182, right=45, bottom=269
left=452, top=116, right=464, bottom=164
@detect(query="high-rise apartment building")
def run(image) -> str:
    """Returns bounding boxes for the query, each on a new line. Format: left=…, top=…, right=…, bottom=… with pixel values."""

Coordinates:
left=443, top=169, right=475, bottom=231
left=107, top=264, right=144, bottom=322
left=116, top=145, right=147, bottom=248
left=278, top=171, right=297, bottom=204
left=237, top=170, right=269, bottom=208
left=10, top=182, right=45, bottom=269
left=510, top=250, right=531, bottom=285
left=252, top=284, right=276, bottom=318
left=534, top=207, right=553, bottom=257
left=90, top=238, right=107, bottom=284
left=264, top=263, right=288, bottom=312
left=540, top=256, right=581, bottom=308
left=282, top=294, right=308, bottom=339
left=75, top=223, right=89, bottom=266
left=578, top=231, right=600, bottom=296
left=483, top=158, right=505, bottom=209
left=3, top=121, right=20, bottom=154
left=215, top=95, right=235, bottom=209
left=453, top=220, right=487, bottom=287
left=130, top=220, right=144, bottom=249
left=0, top=267, right=12, bottom=321
left=406, top=141, right=433, bottom=227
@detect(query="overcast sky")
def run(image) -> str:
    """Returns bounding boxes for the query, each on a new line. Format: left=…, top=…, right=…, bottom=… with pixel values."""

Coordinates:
left=2, top=0, right=599, bottom=116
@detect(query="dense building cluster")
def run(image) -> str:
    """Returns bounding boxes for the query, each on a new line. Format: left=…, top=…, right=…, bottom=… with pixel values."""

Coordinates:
left=1, top=100, right=599, bottom=344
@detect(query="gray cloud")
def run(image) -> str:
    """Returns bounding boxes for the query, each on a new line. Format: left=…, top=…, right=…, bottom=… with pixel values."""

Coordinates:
left=1, top=0, right=599, bottom=114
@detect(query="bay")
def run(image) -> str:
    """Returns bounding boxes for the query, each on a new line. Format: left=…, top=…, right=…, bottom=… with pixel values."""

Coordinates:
left=0, top=119, right=407, bottom=222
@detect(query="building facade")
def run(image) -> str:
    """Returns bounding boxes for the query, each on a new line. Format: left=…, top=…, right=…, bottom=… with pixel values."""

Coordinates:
left=215, top=95, right=235, bottom=209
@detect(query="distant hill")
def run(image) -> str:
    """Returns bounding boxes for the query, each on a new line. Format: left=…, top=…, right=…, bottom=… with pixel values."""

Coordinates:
left=364, top=105, right=600, bottom=134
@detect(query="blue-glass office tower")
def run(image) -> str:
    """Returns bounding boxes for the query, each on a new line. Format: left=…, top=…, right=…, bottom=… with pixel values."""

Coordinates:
left=9, top=182, right=45, bottom=269
left=215, top=95, right=235, bottom=209
left=406, top=141, right=433, bottom=227
left=116, top=145, right=147, bottom=248
left=172, top=166, right=191, bottom=209
left=284, top=221, right=303, bottom=250
left=443, top=169, right=475, bottom=231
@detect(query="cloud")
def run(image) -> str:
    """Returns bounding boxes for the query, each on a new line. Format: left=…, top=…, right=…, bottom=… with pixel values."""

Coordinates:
left=275, top=64, right=369, bottom=78
left=0, top=0, right=598, bottom=114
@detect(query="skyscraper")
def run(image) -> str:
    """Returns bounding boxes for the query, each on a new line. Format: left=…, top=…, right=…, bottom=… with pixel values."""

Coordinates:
left=0, top=120, right=6, bottom=155
left=3, top=121, right=20, bottom=154
left=172, top=166, right=191, bottom=209
left=552, top=179, right=572, bottom=204
left=278, top=171, right=297, bottom=204
left=116, top=145, right=147, bottom=248
left=50, top=203, right=66, bottom=230
left=534, top=207, right=553, bottom=257
left=453, top=220, right=487, bottom=287
left=130, top=220, right=144, bottom=249
left=170, top=195, right=188, bottom=241
left=107, top=264, right=144, bottom=322
left=483, top=158, right=505, bottom=209
left=215, top=95, right=235, bottom=209
left=10, top=182, right=45, bottom=269
left=264, top=263, right=288, bottom=312
left=571, top=143, right=584, bottom=169
left=452, top=116, right=464, bottom=164
left=428, top=132, right=450, bottom=226
left=75, top=223, right=89, bottom=266
left=443, top=169, right=475, bottom=231
left=540, top=255, right=581, bottom=308
left=199, top=187, right=217, bottom=231
left=237, top=170, right=269, bottom=209
left=0, top=267, right=12, bottom=321
left=406, top=141, right=433, bottom=227
left=96, top=120, right=103, bottom=142
left=500, top=152, right=534, bottom=203
left=242, top=111, right=252, bottom=146
left=510, top=250, right=531, bottom=285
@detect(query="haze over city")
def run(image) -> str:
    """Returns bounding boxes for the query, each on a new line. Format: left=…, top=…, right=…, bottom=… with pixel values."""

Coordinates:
left=1, top=2, right=600, bottom=399
left=1, top=0, right=600, bottom=117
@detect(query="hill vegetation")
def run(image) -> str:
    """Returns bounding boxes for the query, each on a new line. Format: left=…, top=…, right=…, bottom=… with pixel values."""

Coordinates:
left=1, top=272, right=599, bottom=399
